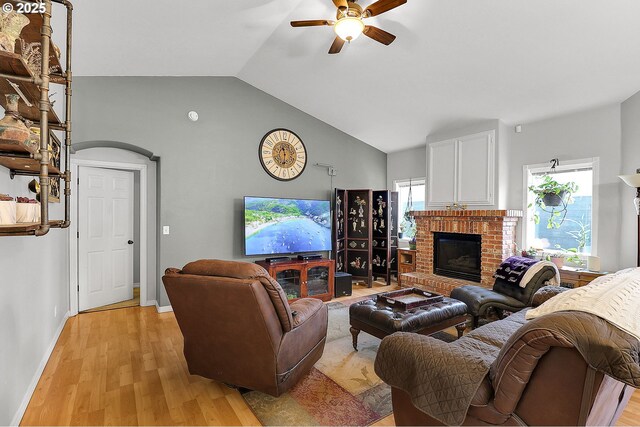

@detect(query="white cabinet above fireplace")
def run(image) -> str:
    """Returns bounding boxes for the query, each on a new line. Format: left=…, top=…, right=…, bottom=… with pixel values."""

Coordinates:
left=427, top=130, right=495, bottom=208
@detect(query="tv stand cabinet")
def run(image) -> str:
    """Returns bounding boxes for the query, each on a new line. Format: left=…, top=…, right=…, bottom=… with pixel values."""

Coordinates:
left=256, top=259, right=335, bottom=302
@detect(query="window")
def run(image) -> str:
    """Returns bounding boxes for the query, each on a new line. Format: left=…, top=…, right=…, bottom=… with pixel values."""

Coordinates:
left=524, top=159, right=598, bottom=257
left=394, top=178, right=426, bottom=239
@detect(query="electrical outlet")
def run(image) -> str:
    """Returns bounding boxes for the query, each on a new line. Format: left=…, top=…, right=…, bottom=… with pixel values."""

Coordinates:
left=163, top=226, right=170, bottom=235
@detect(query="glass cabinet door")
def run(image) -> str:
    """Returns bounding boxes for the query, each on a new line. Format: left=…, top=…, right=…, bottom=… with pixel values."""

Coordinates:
left=307, top=266, right=330, bottom=296
left=275, top=269, right=302, bottom=300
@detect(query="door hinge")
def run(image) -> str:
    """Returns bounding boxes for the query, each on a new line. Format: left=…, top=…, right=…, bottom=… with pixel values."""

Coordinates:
left=77, top=285, right=79, bottom=291
left=77, top=231, right=79, bottom=238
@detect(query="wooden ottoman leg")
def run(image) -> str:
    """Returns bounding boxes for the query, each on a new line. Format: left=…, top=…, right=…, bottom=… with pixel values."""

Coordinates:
left=350, top=327, right=360, bottom=351
left=455, top=322, right=466, bottom=339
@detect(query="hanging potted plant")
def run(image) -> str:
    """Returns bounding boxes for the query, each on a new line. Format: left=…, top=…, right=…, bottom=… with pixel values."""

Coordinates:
left=528, top=175, right=578, bottom=229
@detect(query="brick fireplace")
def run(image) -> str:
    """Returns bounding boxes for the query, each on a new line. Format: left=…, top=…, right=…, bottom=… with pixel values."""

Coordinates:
left=401, top=210, right=522, bottom=295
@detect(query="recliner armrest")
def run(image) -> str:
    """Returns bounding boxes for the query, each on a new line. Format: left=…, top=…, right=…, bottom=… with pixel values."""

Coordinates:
left=290, top=298, right=324, bottom=328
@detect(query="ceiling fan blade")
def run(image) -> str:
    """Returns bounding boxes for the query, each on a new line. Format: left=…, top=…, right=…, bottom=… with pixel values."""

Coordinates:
left=290, top=20, right=333, bottom=27
left=332, top=0, right=348, bottom=8
left=329, top=36, right=346, bottom=54
left=363, top=25, right=396, bottom=45
left=364, top=0, right=407, bottom=17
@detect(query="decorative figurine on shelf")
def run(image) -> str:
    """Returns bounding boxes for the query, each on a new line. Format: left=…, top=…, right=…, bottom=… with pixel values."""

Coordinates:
left=373, top=217, right=378, bottom=231
left=0, top=11, right=29, bottom=53
left=337, top=254, right=343, bottom=271
left=372, top=255, right=382, bottom=267
left=0, top=94, right=31, bottom=147
left=377, top=195, right=386, bottom=216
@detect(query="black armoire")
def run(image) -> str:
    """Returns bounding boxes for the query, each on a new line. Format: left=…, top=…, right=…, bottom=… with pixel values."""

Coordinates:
left=334, top=189, right=398, bottom=287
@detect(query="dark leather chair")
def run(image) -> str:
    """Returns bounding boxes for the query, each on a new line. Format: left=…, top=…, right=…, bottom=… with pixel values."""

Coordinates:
left=375, top=288, right=640, bottom=426
left=451, top=264, right=557, bottom=327
left=162, top=259, right=328, bottom=397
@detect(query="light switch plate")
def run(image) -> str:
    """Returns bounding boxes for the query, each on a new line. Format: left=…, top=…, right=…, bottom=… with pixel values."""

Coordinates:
left=163, top=226, right=170, bottom=235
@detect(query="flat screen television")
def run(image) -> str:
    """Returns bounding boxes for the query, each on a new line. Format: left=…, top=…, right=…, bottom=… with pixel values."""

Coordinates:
left=244, top=196, right=332, bottom=256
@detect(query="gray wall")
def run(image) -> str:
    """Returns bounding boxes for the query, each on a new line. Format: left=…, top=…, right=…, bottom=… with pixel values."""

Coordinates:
left=386, top=145, right=427, bottom=190
left=621, top=90, right=640, bottom=268
left=506, top=104, right=622, bottom=272
left=72, top=77, right=387, bottom=306
left=0, top=169, right=69, bottom=425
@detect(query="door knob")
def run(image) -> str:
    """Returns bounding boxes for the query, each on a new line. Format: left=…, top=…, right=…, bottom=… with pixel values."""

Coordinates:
left=128, top=240, right=134, bottom=245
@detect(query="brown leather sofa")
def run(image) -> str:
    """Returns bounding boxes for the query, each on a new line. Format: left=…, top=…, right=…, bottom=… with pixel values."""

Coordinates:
left=162, top=259, right=328, bottom=397
left=375, top=288, right=640, bottom=426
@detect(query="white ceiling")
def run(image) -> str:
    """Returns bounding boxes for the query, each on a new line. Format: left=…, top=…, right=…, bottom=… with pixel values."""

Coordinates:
left=70, top=0, right=640, bottom=153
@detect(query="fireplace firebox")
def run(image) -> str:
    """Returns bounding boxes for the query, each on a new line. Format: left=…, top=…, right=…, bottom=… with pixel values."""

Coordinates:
left=434, top=232, right=482, bottom=282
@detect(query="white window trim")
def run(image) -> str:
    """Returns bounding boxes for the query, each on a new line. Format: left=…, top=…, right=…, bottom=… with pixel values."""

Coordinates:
left=522, top=157, right=599, bottom=257
left=394, top=177, right=426, bottom=241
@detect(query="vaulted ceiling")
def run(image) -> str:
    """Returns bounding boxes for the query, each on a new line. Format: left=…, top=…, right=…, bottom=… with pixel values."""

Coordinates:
left=69, top=0, right=640, bottom=152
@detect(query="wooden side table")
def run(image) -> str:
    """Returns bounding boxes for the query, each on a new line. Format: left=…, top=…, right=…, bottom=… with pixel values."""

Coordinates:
left=559, top=268, right=608, bottom=288
left=397, top=249, right=417, bottom=286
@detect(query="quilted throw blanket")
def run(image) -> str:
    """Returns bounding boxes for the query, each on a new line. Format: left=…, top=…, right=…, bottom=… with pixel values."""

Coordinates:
left=374, top=311, right=529, bottom=426
left=494, top=256, right=540, bottom=287
left=527, top=267, right=640, bottom=341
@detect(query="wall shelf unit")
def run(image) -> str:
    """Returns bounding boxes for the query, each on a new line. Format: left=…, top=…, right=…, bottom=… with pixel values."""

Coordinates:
left=0, top=0, right=73, bottom=236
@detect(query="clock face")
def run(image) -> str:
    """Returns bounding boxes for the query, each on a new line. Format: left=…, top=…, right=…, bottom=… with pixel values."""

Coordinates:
left=259, top=129, right=307, bottom=181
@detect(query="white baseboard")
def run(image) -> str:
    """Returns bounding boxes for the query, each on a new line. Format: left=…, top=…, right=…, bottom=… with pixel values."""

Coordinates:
left=155, top=301, right=173, bottom=313
left=11, top=311, right=70, bottom=426
left=141, top=299, right=156, bottom=308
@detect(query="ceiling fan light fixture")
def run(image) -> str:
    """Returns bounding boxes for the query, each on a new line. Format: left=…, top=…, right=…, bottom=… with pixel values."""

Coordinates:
left=334, top=17, right=365, bottom=41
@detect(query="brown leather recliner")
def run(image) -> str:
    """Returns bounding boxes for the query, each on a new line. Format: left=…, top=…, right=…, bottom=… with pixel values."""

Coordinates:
left=162, top=259, right=328, bottom=397
left=375, top=292, right=640, bottom=426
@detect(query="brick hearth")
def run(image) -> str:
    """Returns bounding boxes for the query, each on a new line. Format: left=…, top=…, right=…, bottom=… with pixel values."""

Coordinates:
left=401, top=209, right=522, bottom=295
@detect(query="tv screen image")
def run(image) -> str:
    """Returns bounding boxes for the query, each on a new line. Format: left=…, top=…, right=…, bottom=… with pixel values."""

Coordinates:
left=244, top=197, right=332, bottom=256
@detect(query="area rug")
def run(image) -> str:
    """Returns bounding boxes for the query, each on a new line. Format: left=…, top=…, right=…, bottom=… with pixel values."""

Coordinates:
left=242, top=298, right=457, bottom=426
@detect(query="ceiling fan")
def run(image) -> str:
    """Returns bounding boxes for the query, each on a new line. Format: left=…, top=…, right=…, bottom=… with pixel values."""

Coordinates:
left=291, top=0, right=407, bottom=54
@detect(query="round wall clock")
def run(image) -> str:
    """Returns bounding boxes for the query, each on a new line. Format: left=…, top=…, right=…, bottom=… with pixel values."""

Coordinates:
left=259, top=128, right=307, bottom=181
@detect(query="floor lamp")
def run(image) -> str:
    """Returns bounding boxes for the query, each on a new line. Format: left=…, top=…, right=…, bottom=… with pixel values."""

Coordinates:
left=619, top=169, right=640, bottom=267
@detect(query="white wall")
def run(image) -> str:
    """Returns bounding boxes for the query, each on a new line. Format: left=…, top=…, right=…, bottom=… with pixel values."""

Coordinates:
left=387, top=145, right=427, bottom=190
left=620, top=90, right=640, bottom=268
left=0, top=168, right=69, bottom=425
left=507, top=104, right=622, bottom=271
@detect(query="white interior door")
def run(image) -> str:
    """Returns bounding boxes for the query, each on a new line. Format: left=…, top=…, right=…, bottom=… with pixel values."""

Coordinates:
left=78, top=166, right=134, bottom=311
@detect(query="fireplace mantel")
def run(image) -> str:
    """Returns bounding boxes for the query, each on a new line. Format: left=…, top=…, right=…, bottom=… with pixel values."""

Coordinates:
left=402, top=209, right=522, bottom=295
left=411, top=209, right=523, bottom=218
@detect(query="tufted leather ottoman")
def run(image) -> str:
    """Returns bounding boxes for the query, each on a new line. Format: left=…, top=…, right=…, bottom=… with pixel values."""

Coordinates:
left=348, top=296, right=468, bottom=350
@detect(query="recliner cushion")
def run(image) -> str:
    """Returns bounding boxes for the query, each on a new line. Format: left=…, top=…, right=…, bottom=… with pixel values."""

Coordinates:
left=451, top=285, right=526, bottom=316
left=181, top=259, right=294, bottom=332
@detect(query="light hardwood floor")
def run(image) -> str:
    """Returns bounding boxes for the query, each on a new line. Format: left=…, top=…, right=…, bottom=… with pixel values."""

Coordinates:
left=20, top=281, right=637, bottom=426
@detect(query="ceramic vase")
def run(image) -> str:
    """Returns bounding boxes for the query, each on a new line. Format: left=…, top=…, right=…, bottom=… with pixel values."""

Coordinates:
left=0, top=94, right=32, bottom=149
left=0, top=11, right=30, bottom=53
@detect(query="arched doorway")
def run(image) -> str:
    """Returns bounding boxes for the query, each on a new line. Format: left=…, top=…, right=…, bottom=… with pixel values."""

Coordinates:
left=69, top=141, right=160, bottom=315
